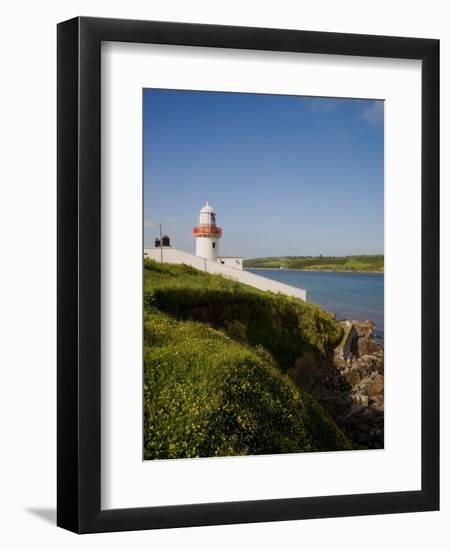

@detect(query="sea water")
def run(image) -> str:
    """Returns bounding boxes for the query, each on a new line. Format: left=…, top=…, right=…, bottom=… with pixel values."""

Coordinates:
left=247, top=269, right=384, bottom=342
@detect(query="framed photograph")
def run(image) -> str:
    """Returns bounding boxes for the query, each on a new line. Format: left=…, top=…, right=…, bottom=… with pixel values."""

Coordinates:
left=57, top=17, right=439, bottom=533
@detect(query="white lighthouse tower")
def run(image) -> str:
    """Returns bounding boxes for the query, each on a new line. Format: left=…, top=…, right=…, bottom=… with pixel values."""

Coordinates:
left=193, top=202, right=222, bottom=261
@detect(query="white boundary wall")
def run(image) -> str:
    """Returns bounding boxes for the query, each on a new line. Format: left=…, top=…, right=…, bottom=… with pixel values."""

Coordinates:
left=144, top=247, right=306, bottom=301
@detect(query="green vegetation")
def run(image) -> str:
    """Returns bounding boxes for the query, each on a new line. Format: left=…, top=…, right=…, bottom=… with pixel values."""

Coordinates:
left=144, top=260, right=351, bottom=459
left=243, top=254, right=384, bottom=272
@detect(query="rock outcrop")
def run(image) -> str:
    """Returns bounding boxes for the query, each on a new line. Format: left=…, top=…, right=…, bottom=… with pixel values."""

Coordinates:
left=288, top=319, right=384, bottom=450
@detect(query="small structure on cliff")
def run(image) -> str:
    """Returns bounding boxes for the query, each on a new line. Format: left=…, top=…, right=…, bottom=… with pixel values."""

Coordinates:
left=154, top=234, right=171, bottom=248
left=340, top=321, right=359, bottom=363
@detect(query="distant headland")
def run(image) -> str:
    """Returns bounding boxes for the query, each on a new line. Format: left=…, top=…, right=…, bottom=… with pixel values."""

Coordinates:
left=243, top=255, right=384, bottom=273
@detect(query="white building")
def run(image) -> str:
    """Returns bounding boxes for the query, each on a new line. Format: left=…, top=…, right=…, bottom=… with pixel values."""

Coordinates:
left=144, top=202, right=306, bottom=301
left=217, top=256, right=243, bottom=270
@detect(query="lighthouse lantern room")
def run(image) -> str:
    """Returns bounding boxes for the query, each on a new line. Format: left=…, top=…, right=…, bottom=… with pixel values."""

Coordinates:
left=193, top=202, right=222, bottom=261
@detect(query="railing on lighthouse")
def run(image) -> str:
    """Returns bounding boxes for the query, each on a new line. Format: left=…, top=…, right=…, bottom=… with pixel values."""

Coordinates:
left=192, top=225, right=222, bottom=237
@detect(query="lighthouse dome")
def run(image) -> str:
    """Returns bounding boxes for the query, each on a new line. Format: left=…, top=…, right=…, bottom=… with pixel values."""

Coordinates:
left=200, top=201, right=215, bottom=214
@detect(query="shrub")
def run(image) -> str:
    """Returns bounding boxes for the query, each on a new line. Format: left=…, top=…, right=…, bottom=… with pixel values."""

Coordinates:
left=143, top=309, right=351, bottom=459
left=144, top=260, right=341, bottom=371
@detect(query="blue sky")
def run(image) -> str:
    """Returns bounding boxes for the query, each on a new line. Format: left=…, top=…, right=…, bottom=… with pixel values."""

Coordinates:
left=143, top=89, right=384, bottom=258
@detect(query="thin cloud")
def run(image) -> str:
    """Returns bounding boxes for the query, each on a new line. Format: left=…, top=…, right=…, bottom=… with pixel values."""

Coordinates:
left=309, top=98, right=339, bottom=112
left=361, top=101, right=384, bottom=125
left=144, top=219, right=158, bottom=229
left=144, top=216, right=176, bottom=229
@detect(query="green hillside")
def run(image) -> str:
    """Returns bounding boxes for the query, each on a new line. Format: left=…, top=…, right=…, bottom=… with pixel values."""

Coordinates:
left=144, top=260, right=351, bottom=459
left=244, top=255, right=384, bottom=272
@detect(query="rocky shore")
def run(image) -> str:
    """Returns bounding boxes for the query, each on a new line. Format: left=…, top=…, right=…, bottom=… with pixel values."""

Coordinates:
left=288, top=319, right=384, bottom=450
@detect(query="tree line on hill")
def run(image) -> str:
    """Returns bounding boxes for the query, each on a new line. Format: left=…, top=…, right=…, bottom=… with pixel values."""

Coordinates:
left=243, top=254, right=384, bottom=272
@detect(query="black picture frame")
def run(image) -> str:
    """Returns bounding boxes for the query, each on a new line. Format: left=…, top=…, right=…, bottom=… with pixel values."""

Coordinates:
left=57, top=16, right=439, bottom=533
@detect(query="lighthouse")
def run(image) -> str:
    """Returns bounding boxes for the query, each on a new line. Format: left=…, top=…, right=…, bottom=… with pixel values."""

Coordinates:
left=144, top=202, right=305, bottom=299
left=193, top=202, right=222, bottom=261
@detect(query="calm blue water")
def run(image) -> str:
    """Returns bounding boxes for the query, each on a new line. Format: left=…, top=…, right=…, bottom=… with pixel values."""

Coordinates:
left=247, top=269, right=384, bottom=341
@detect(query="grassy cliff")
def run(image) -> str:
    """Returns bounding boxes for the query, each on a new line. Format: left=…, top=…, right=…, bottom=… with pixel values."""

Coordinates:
left=244, top=254, right=384, bottom=272
left=144, top=260, right=351, bottom=459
